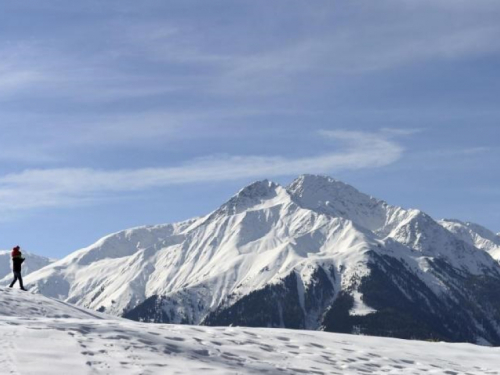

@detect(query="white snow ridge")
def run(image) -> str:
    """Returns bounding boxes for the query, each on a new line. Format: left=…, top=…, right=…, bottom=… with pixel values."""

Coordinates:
left=0, top=287, right=499, bottom=374
left=439, top=219, right=500, bottom=261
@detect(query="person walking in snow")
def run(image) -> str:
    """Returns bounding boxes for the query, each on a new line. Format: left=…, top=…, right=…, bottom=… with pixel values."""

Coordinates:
left=9, top=246, right=27, bottom=291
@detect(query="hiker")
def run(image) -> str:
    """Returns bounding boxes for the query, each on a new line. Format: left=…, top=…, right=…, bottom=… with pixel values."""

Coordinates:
left=9, top=246, right=26, bottom=291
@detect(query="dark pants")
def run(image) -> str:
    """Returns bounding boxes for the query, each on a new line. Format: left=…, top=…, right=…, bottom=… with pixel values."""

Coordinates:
left=9, top=271, right=24, bottom=289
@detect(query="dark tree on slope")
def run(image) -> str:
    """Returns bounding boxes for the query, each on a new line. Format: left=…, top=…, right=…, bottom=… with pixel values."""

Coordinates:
left=203, top=272, right=305, bottom=328
left=321, top=252, right=500, bottom=345
left=202, top=266, right=336, bottom=329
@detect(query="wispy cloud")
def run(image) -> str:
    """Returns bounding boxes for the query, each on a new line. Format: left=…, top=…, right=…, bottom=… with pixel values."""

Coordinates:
left=1, top=1, right=499, bottom=102
left=0, top=130, right=404, bottom=214
left=415, top=147, right=492, bottom=158
left=0, top=107, right=270, bottom=164
left=391, top=145, right=495, bottom=173
left=0, top=147, right=59, bottom=164
left=0, top=45, right=49, bottom=95
left=380, top=128, right=423, bottom=137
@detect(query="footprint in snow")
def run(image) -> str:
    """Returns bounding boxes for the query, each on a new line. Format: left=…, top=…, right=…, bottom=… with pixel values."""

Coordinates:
left=165, top=336, right=185, bottom=342
left=275, top=336, right=290, bottom=342
left=191, top=349, right=210, bottom=356
left=306, top=342, right=325, bottom=349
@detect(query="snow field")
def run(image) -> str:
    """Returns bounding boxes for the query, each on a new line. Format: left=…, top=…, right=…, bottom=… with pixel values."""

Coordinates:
left=2, top=316, right=500, bottom=374
left=0, top=288, right=499, bottom=375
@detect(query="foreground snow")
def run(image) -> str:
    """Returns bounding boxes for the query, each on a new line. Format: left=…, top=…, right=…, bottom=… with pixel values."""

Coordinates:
left=0, top=288, right=499, bottom=375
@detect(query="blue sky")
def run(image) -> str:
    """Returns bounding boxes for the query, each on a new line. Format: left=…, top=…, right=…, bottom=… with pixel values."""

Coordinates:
left=1, top=1, right=499, bottom=258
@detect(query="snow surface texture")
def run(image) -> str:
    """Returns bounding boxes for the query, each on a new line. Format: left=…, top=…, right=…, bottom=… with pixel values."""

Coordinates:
left=0, top=250, right=55, bottom=283
left=17, top=175, right=500, bottom=342
left=1, top=287, right=499, bottom=375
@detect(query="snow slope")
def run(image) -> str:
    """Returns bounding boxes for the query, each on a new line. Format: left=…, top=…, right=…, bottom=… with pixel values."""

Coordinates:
left=0, top=250, right=55, bottom=283
left=22, top=175, right=500, bottom=344
left=0, top=287, right=499, bottom=375
left=439, top=219, right=500, bottom=261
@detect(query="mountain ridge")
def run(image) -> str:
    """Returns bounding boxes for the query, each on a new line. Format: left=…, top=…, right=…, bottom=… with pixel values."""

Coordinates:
left=439, top=218, right=500, bottom=261
left=22, top=174, right=500, bottom=345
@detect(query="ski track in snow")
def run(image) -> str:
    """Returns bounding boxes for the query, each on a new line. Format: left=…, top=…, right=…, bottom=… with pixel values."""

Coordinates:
left=1, top=289, right=499, bottom=375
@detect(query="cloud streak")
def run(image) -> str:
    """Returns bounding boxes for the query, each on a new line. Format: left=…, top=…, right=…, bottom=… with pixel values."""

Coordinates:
left=0, top=130, right=403, bottom=213
left=2, top=1, right=499, bottom=102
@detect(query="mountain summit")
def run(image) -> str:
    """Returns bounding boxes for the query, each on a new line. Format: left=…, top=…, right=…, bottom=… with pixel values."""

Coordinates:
left=24, top=175, right=500, bottom=345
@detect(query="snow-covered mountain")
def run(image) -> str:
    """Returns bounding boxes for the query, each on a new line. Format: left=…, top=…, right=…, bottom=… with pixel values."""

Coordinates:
left=439, top=219, right=500, bottom=261
left=24, top=175, right=500, bottom=345
left=3, top=288, right=498, bottom=374
left=0, top=250, right=55, bottom=283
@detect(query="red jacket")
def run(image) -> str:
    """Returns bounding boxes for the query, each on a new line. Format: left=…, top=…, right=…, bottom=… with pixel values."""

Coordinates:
left=11, top=248, right=21, bottom=258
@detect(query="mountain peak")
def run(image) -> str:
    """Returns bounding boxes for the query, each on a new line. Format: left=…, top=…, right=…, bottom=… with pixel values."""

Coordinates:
left=287, top=174, right=388, bottom=231
left=440, top=219, right=500, bottom=242
left=217, top=179, right=290, bottom=215
left=439, top=218, right=500, bottom=261
left=238, top=179, right=277, bottom=195
left=288, top=174, right=374, bottom=203
left=288, top=174, right=346, bottom=190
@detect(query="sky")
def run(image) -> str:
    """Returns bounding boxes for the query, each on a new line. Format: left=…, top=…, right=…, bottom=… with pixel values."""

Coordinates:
left=0, top=1, right=499, bottom=259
